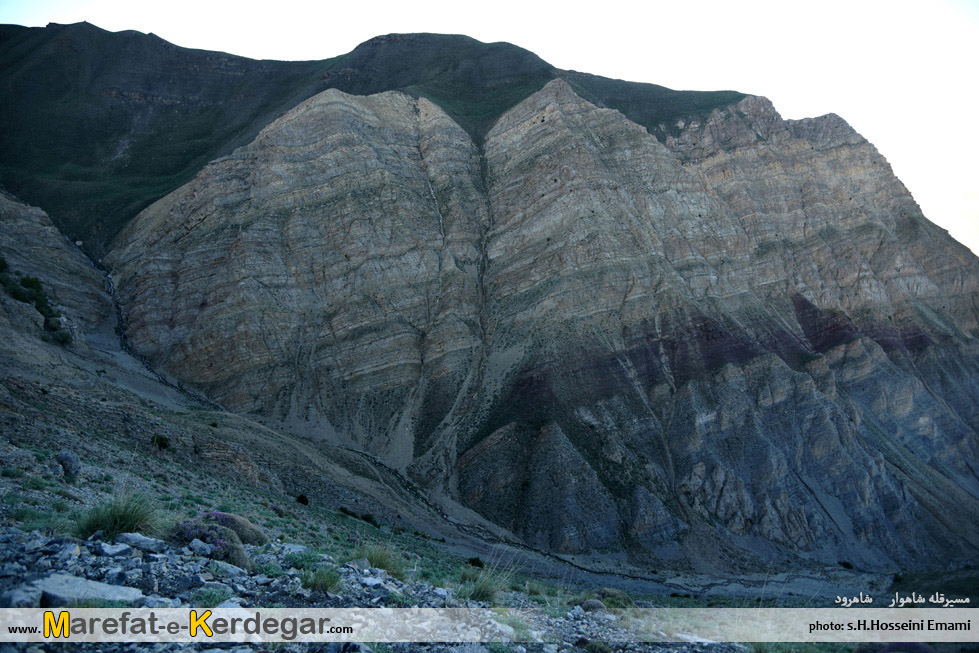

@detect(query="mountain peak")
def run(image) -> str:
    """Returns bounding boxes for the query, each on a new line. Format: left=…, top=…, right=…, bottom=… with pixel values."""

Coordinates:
left=0, top=21, right=746, bottom=251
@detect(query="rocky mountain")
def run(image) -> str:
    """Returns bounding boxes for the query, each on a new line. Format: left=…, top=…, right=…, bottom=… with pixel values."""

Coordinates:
left=103, top=66, right=979, bottom=576
left=0, top=23, right=742, bottom=254
left=2, top=22, right=978, bottom=578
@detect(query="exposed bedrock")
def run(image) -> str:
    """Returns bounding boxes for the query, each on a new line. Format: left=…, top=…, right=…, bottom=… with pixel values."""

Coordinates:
left=107, top=79, right=979, bottom=571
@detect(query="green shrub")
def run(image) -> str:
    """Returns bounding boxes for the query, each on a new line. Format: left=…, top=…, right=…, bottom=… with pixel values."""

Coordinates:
left=74, top=495, right=159, bottom=539
left=2, top=492, right=24, bottom=505
left=285, top=550, right=321, bottom=571
left=352, top=544, right=406, bottom=580
left=1, top=468, right=25, bottom=478
left=596, top=587, right=634, bottom=608
left=11, top=506, right=37, bottom=521
left=1, top=274, right=30, bottom=302
left=253, top=561, right=285, bottom=578
left=387, top=591, right=413, bottom=607
left=19, top=276, right=42, bottom=292
left=172, top=520, right=251, bottom=570
left=300, top=566, right=341, bottom=593
left=0, top=271, right=72, bottom=343
left=15, top=507, right=74, bottom=535
left=360, top=512, right=378, bottom=527
left=191, top=587, right=233, bottom=608
left=24, top=476, right=49, bottom=490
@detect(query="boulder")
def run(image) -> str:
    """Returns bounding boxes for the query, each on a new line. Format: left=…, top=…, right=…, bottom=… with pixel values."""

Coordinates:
left=116, top=532, right=167, bottom=553
left=31, top=573, right=144, bottom=607
left=99, top=542, right=134, bottom=557
left=188, top=538, right=213, bottom=556
left=55, top=449, right=80, bottom=479
left=0, top=585, right=42, bottom=608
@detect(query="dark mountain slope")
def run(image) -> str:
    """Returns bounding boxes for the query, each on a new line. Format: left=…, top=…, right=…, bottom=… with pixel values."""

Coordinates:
left=0, top=23, right=744, bottom=252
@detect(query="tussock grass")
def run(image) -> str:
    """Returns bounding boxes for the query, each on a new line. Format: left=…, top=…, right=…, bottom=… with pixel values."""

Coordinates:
left=352, top=544, right=406, bottom=580
left=456, top=559, right=513, bottom=604
left=300, top=566, right=341, bottom=593
left=74, top=494, right=159, bottom=539
left=12, top=506, right=75, bottom=535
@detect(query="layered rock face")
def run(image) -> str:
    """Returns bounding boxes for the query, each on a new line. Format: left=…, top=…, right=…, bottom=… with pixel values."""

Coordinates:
left=107, top=80, right=979, bottom=572
left=0, top=193, right=113, bottom=351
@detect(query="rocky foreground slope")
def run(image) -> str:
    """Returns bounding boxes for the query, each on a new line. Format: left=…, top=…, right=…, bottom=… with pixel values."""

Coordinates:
left=104, top=77, right=979, bottom=574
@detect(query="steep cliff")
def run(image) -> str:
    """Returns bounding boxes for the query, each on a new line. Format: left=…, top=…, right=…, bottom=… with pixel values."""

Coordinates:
left=106, top=78, right=979, bottom=573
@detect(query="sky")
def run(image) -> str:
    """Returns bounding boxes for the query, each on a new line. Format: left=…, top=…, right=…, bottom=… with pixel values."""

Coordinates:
left=2, top=0, right=978, bottom=253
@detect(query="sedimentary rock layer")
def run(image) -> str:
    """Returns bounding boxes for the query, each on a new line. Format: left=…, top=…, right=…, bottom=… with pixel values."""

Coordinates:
left=107, top=79, right=979, bottom=571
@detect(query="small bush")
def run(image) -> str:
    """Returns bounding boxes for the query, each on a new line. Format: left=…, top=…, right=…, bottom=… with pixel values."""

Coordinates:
left=192, top=587, right=233, bottom=608
left=74, top=495, right=158, bottom=540
left=1, top=274, right=30, bottom=302
left=23, top=476, right=48, bottom=490
left=150, top=434, right=169, bottom=451
left=360, top=513, right=378, bottom=527
left=352, top=544, right=406, bottom=580
left=0, top=272, right=70, bottom=343
left=284, top=551, right=321, bottom=571
left=300, top=566, right=341, bottom=593
left=467, top=556, right=484, bottom=568
left=198, top=511, right=269, bottom=545
left=253, top=561, right=285, bottom=578
left=1, top=468, right=25, bottom=478
left=172, top=520, right=251, bottom=570
left=19, top=276, right=42, bottom=292
left=596, top=587, right=634, bottom=608
left=0, top=257, right=6, bottom=273
left=54, top=487, right=78, bottom=501
left=387, top=591, right=413, bottom=607
left=839, top=560, right=854, bottom=570
left=18, top=508, right=75, bottom=536
left=11, top=506, right=37, bottom=521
